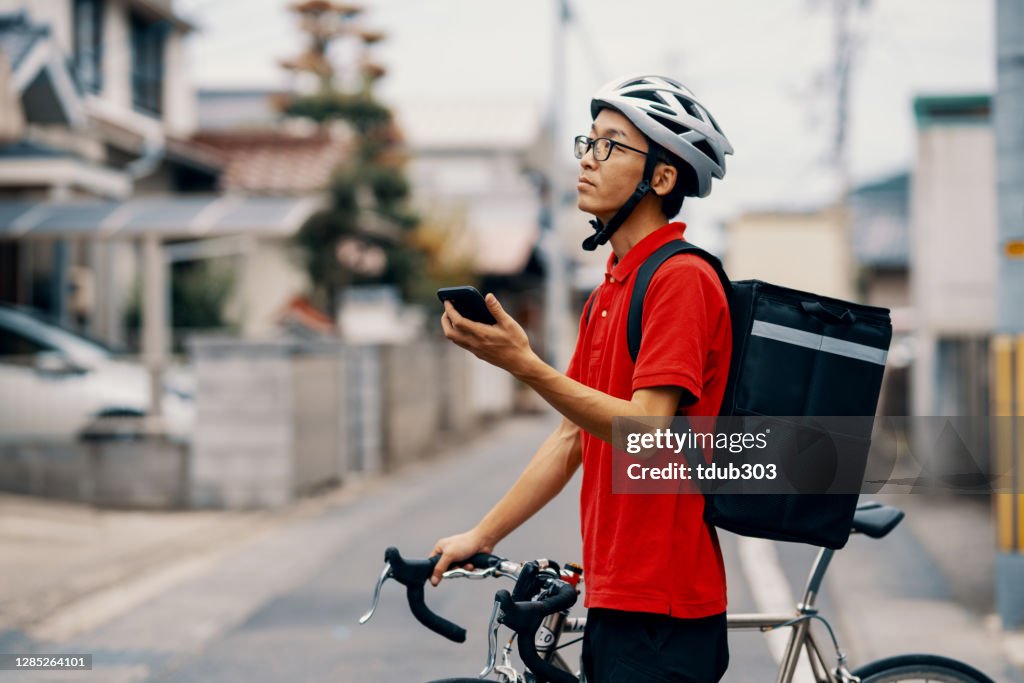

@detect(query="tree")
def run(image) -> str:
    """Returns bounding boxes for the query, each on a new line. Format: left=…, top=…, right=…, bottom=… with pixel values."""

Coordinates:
left=280, top=1, right=429, bottom=317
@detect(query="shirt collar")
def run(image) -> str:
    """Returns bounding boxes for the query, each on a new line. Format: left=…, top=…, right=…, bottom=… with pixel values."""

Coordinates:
left=606, top=222, right=688, bottom=283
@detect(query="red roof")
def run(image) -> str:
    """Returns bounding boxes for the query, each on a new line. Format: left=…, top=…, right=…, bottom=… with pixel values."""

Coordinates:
left=191, top=129, right=351, bottom=195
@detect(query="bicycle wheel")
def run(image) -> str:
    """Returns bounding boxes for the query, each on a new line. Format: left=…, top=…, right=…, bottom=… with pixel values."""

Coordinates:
left=851, top=654, right=995, bottom=682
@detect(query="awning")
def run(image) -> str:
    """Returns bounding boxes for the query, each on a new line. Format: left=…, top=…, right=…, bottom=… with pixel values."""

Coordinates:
left=0, top=194, right=324, bottom=240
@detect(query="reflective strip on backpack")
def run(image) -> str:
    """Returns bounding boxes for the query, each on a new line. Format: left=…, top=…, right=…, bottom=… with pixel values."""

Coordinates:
left=751, top=320, right=888, bottom=366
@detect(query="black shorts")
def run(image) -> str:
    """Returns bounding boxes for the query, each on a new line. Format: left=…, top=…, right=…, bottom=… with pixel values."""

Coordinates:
left=581, top=608, right=729, bottom=682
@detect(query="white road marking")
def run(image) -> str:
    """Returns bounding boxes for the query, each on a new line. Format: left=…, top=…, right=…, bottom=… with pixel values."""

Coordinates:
left=28, top=550, right=230, bottom=642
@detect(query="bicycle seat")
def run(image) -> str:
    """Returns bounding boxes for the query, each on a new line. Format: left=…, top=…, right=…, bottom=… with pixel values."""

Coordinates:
left=851, top=501, right=904, bottom=538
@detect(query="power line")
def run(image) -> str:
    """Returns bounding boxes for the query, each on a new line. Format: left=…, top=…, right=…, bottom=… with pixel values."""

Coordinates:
left=563, top=0, right=609, bottom=84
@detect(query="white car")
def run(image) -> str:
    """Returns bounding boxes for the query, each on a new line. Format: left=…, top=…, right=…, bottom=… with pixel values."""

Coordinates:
left=0, top=305, right=195, bottom=441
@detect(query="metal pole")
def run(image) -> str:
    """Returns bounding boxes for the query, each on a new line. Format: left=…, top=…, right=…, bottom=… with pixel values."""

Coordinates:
left=832, top=0, right=860, bottom=302
left=141, top=234, right=166, bottom=422
left=543, top=0, right=571, bottom=370
left=994, top=0, right=1024, bottom=631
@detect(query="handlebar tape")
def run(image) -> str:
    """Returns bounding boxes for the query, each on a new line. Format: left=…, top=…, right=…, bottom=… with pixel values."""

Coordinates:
left=383, top=546, right=500, bottom=643
left=511, top=561, right=540, bottom=602
left=495, top=584, right=578, bottom=683
left=405, top=582, right=466, bottom=643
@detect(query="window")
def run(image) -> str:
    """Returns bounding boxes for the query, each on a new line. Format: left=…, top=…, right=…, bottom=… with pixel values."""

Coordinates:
left=130, top=13, right=166, bottom=116
left=73, top=0, right=104, bottom=94
left=0, top=326, right=51, bottom=365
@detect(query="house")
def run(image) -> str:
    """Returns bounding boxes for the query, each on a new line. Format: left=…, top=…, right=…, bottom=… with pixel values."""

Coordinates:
left=190, top=124, right=350, bottom=338
left=397, top=97, right=544, bottom=277
left=0, top=1, right=321, bottom=359
left=194, top=88, right=429, bottom=343
left=909, top=94, right=996, bottom=418
left=395, top=97, right=548, bottom=351
left=724, top=205, right=856, bottom=301
left=850, top=171, right=911, bottom=312
left=723, top=172, right=916, bottom=312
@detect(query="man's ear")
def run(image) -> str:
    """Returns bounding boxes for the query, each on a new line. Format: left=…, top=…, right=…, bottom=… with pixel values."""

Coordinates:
left=651, top=161, right=678, bottom=198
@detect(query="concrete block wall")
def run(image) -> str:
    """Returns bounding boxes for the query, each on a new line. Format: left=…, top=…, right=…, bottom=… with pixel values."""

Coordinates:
left=292, top=349, right=346, bottom=494
left=0, top=441, right=89, bottom=500
left=439, top=342, right=473, bottom=434
left=344, top=345, right=383, bottom=475
left=468, top=354, right=516, bottom=416
left=0, top=437, right=188, bottom=509
left=380, top=340, right=445, bottom=471
left=85, top=438, right=188, bottom=508
left=189, top=338, right=298, bottom=509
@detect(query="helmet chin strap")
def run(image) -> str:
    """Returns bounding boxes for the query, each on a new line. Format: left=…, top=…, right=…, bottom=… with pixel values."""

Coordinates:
left=582, top=150, right=661, bottom=252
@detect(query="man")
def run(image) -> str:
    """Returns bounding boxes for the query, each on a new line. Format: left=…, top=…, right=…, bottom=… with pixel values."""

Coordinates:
left=434, top=74, right=734, bottom=682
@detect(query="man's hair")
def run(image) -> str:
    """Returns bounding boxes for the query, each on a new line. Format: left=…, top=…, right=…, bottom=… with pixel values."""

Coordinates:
left=651, top=141, right=699, bottom=219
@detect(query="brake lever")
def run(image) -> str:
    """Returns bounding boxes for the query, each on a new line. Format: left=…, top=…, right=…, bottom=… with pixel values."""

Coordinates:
left=358, top=563, right=393, bottom=624
left=480, top=598, right=502, bottom=678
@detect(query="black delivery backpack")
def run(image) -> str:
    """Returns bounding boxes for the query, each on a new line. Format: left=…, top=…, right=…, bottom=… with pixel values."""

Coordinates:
left=600, top=239, right=893, bottom=549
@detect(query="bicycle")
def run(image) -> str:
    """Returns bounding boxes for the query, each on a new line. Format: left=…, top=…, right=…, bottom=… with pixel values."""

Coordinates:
left=360, top=501, right=996, bottom=682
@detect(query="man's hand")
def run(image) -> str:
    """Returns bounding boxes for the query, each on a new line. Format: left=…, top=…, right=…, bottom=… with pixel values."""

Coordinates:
left=441, top=293, right=538, bottom=377
left=430, top=529, right=494, bottom=587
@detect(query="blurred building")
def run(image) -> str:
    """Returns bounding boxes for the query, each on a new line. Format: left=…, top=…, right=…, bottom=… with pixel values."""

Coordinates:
left=194, top=87, right=288, bottom=132
left=397, top=97, right=544, bottom=277
left=724, top=205, right=855, bottom=301
left=910, top=94, right=996, bottom=418
left=190, top=121, right=351, bottom=338
left=850, top=172, right=911, bottom=312
left=395, top=97, right=548, bottom=348
left=194, top=88, right=427, bottom=344
left=0, top=1, right=320, bottom=351
left=847, top=172, right=913, bottom=417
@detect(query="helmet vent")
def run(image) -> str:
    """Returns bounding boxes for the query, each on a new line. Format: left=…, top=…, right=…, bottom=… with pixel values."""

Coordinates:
left=674, top=95, right=702, bottom=119
left=646, top=112, right=691, bottom=136
left=694, top=139, right=718, bottom=162
left=650, top=103, right=675, bottom=116
left=630, top=90, right=667, bottom=106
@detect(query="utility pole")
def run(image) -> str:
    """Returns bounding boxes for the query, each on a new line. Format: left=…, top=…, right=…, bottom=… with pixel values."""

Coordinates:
left=993, top=0, right=1024, bottom=632
left=828, top=0, right=869, bottom=301
left=542, top=0, right=571, bottom=370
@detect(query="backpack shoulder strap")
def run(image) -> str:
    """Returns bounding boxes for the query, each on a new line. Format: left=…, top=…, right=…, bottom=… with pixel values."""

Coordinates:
left=627, top=240, right=732, bottom=363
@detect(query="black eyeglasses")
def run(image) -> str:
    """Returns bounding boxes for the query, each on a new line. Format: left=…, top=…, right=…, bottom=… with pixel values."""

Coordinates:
left=574, top=135, right=649, bottom=162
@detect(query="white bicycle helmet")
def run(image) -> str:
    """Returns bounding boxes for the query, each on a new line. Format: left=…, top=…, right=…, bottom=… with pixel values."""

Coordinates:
left=590, top=74, right=733, bottom=199
left=579, top=74, right=733, bottom=251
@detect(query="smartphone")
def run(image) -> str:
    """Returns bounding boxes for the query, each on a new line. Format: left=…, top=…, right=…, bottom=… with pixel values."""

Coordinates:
left=437, top=286, right=497, bottom=325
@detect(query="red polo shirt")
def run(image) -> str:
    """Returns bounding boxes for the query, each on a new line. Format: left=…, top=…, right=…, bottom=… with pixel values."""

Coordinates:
left=566, top=222, right=731, bottom=618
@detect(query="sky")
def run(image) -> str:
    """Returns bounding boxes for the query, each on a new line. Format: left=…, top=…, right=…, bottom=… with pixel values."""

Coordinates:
left=177, top=0, right=995, bottom=230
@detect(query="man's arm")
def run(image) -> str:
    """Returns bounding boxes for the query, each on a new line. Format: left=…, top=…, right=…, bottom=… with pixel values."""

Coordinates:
left=430, top=416, right=582, bottom=585
left=441, top=296, right=683, bottom=445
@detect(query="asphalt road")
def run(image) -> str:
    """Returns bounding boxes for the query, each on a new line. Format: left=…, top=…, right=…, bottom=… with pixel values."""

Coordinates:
left=4, top=412, right=1019, bottom=683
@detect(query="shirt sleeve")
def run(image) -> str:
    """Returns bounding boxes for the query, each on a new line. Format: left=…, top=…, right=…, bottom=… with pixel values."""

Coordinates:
left=631, top=255, right=727, bottom=400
